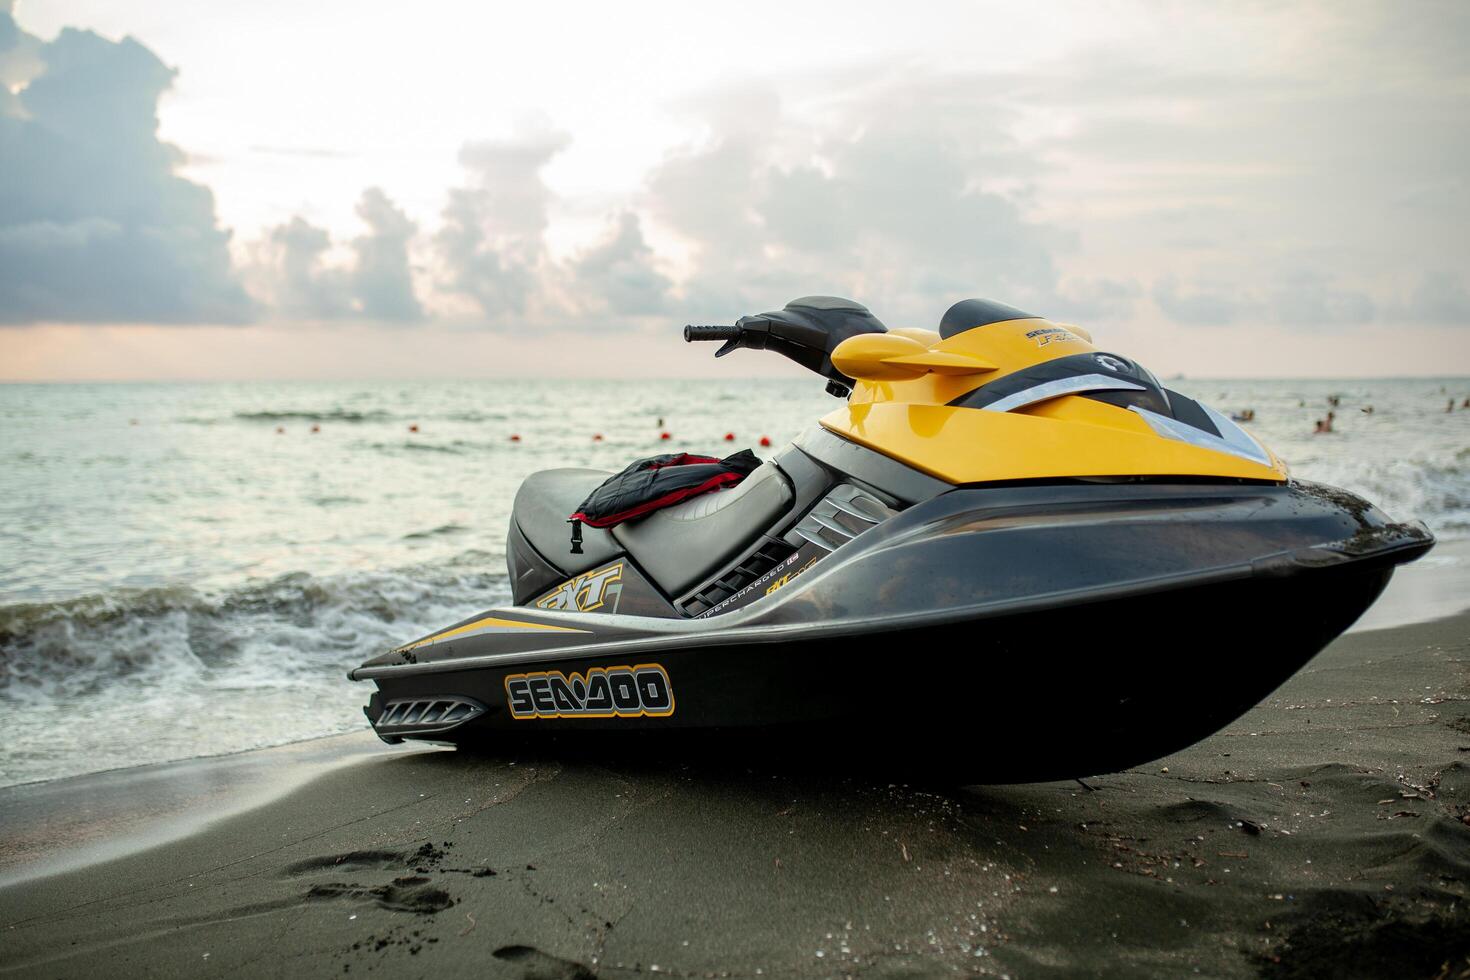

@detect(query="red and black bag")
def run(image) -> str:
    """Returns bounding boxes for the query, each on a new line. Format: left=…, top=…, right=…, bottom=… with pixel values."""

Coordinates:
left=568, top=449, right=760, bottom=553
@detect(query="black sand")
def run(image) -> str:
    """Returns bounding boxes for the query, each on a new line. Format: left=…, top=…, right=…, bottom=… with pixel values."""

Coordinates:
left=2, top=612, right=1468, bottom=978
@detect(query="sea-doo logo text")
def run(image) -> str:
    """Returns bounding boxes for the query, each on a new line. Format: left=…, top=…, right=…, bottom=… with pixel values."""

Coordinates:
left=536, top=563, right=623, bottom=612
left=504, top=664, right=675, bottom=720
left=1025, top=326, right=1080, bottom=348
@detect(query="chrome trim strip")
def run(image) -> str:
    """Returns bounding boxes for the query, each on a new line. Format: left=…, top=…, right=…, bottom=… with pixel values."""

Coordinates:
left=793, top=525, right=840, bottom=551
left=810, top=511, right=858, bottom=539
left=1129, top=405, right=1272, bottom=467
left=827, top=496, right=881, bottom=523
left=983, top=374, right=1145, bottom=413
left=1199, top=403, right=1273, bottom=466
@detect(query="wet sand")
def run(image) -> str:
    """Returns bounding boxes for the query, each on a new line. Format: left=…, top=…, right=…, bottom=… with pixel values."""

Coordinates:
left=2, top=612, right=1469, bottom=978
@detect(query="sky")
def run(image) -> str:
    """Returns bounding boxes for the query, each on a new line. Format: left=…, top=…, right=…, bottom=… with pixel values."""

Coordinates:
left=1, top=0, right=1467, bottom=380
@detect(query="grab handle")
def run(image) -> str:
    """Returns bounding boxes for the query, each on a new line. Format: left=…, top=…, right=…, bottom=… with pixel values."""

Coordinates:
left=684, top=324, right=742, bottom=342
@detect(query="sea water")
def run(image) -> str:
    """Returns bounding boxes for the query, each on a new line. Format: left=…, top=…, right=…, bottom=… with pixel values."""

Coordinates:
left=2, top=377, right=1467, bottom=787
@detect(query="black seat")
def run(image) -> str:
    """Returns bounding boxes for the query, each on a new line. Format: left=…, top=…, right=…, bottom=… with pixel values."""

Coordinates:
left=611, top=461, right=793, bottom=596
left=511, top=461, right=796, bottom=600
left=512, top=468, right=621, bottom=570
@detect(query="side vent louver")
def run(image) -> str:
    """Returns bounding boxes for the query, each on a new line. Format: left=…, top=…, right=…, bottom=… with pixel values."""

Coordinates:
left=675, top=484, right=899, bottom=618
left=792, top=484, right=897, bottom=553
left=678, top=540, right=797, bottom=617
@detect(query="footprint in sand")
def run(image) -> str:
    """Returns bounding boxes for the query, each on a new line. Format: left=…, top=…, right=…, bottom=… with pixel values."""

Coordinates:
left=282, top=844, right=459, bottom=914
left=280, top=849, right=408, bottom=876
left=306, top=877, right=455, bottom=914
left=493, top=945, right=597, bottom=980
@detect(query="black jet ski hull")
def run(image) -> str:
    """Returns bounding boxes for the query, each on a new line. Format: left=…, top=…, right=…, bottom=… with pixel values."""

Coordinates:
left=353, top=481, right=1430, bottom=782
left=363, top=562, right=1391, bottom=782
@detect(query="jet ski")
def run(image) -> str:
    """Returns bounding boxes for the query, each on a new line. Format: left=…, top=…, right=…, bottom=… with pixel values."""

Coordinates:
left=350, top=296, right=1433, bottom=781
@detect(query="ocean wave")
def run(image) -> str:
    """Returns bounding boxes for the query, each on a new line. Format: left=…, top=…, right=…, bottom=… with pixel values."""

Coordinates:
left=309, top=494, right=365, bottom=507
left=232, top=409, right=394, bottom=423
left=403, top=524, right=469, bottom=540
left=440, top=411, right=510, bottom=423
left=1295, top=456, right=1470, bottom=539
left=0, top=563, right=509, bottom=703
left=354, top=440, right=467, bottom=455
left=394, top=441, right=465, bottom=454
left=361, top=438, right=514, bottom=455
left=188, top=408, right=517, bottom=425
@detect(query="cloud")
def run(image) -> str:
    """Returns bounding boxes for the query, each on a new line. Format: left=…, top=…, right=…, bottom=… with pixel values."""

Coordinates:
left=5, top=1, right=1467, bottom=345
left=247, top=145, right=352, bottom=159
left=0, top=14, right=416, bottom=328
left=349, top=188, right=422, bottom=322
left=261, top=216, right=347, bottom=319
left=400, top=85, right=1134, bottom=331
left=0, top=3, right=42, bottom=118
left=249, top=188, right=422, bottom=322
left=1402, top=271, right=1470, bottom=326
left=1048, top=278, right=1143, bottom=322
left=567, top=211, right=671, bottom=317
left=434, top=121, right=569, bottom=321
left=0, top=19, right=252, bottom=325
left=1012, top=3, right=1469, bottom=333
left=642, top=84, right=1087, bottom=328
left=1269, top=272, right=1375, bottom=327
left=1153, top=272, right=1377, bottom=328
left=1151, top=277, right=1250, bottom=327
left=427, top=123, right=674, bottom=328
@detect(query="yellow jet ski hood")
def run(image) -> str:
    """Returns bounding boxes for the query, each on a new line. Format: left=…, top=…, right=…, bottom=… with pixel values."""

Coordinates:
left=822, top=298, right=1286, bottom=485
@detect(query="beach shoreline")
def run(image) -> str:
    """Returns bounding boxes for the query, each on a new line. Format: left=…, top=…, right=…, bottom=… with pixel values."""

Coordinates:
left=1349, top=538, right=1470, bottom=634
left=3, top=602, right=1468, bottom=977
left=0, top=734, right=438, bottom=888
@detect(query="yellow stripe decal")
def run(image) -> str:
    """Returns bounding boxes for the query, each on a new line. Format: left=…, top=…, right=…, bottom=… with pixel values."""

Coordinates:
left=402, top=615, right=588, bottom=651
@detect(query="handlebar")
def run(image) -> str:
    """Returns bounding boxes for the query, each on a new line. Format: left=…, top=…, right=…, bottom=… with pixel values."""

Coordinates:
left=683, top=324, right=743, bottom=342
left=681, top=300, right=884, bottom=397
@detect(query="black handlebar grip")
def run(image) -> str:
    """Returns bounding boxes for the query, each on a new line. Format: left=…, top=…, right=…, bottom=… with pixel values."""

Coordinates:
left=684, top=324, right=742, bottom=342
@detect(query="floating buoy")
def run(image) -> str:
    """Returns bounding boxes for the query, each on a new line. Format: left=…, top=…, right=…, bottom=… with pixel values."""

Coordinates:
left=510, top=434, right=522, bottom=442
left=723, top=432, right=735, bottom=441
left=593, top=433, right=604, bottom=442
left=310, top=424, right=320, bottom=434
left=660, top=431, right=672, bottom=441
left=759, top=435, right=771, bottom=447
left=408, top=423, right=419, bottom=433
left=275, top=425, right=285, bottom=435
left=129, top=419, right=138, bottom=426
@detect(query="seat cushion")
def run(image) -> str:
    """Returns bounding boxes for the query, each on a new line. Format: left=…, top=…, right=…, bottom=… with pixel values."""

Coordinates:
left=513, top=468, right=621, bottom=571
left=612, top=462, right=793, bottom=596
